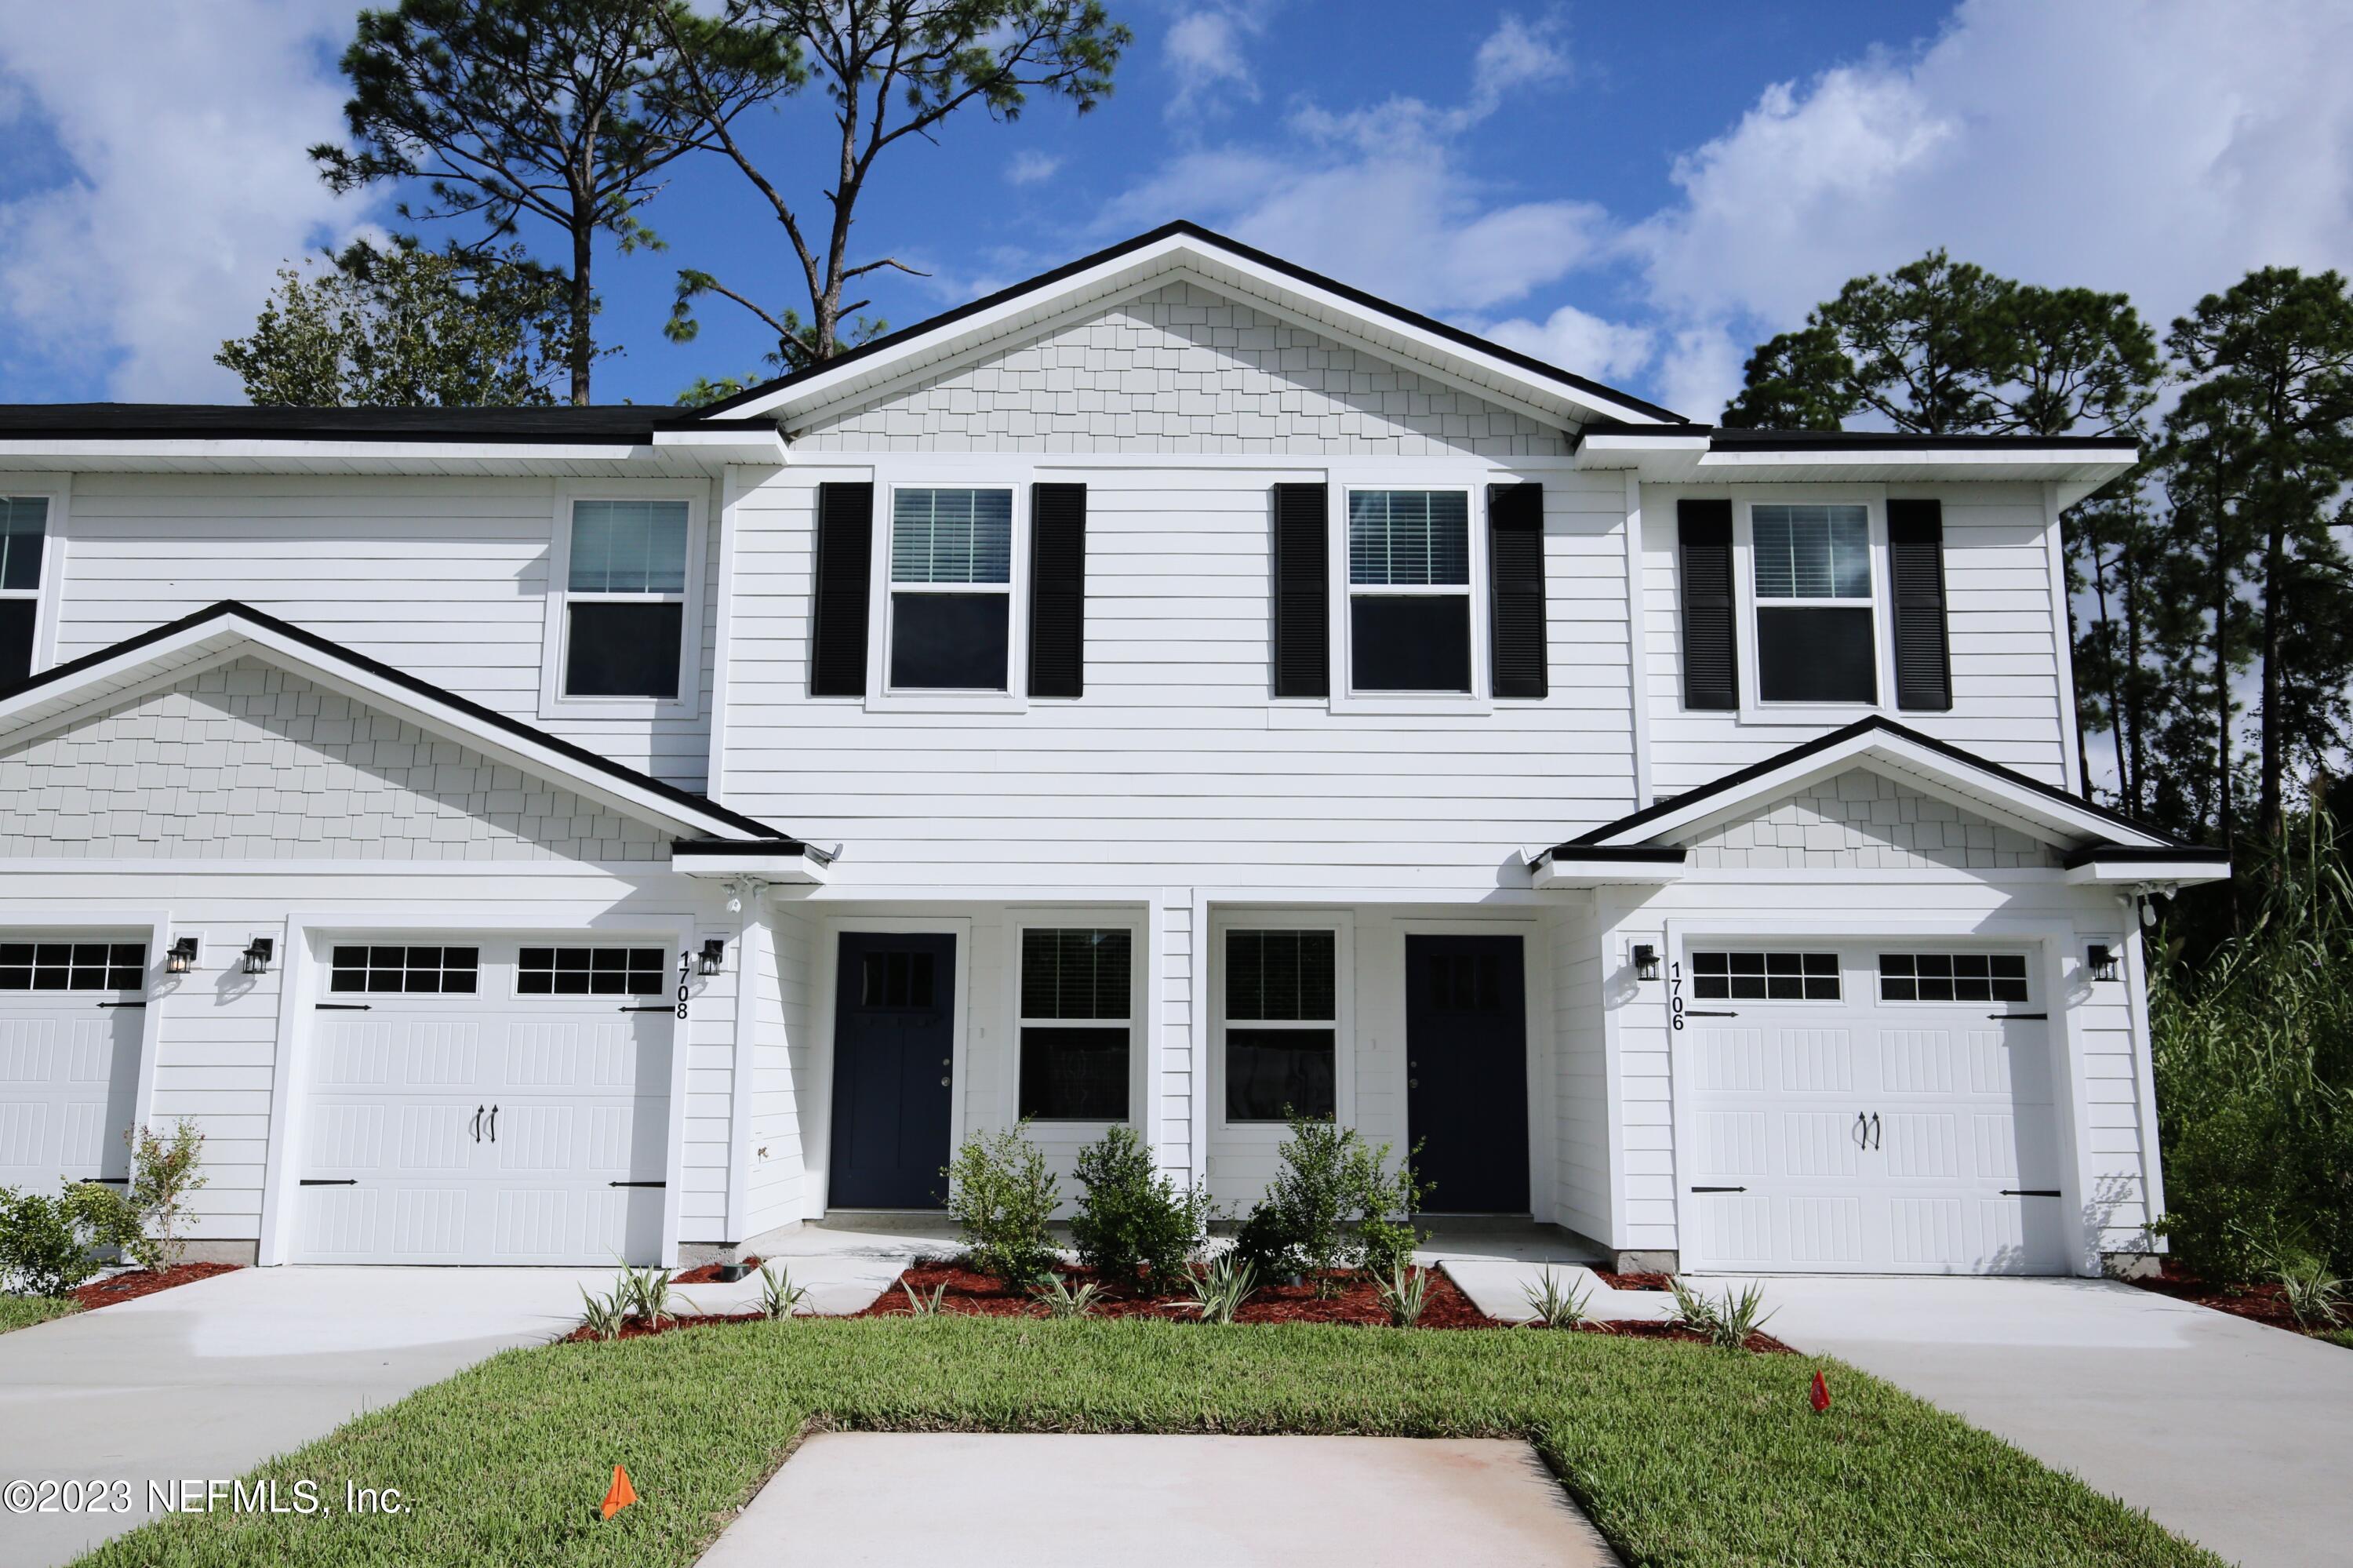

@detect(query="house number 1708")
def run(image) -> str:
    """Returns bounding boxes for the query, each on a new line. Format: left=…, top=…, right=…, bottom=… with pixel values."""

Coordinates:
left=675, top=951, right=692, bottom=1020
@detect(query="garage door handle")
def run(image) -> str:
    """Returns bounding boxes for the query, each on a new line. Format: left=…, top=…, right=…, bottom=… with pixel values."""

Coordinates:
left=1690, top=1185, right=1747, bottom=1193
left=471, top=1105, right=484, bottom=1143
left=2002, top=1188, right=2062, bottom=1197
left=610, top=1180, right=665, bottom=1188
left=300, top=1179, right=358, bottom=1187
left=488, top=1104, right=497, bottom=1143
left=1853, top=1111, right=1869, bottom=1149
left=1870, top=1111, right=1882, bottom=1150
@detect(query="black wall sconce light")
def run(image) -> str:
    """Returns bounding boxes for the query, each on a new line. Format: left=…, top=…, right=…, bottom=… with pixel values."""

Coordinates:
left=2086, top=944, right=2119, bottom=982
left=1631, top=943, right=1661, bottom=981
left=698, top=938, right=726, bottom=977
left=165, top=937, right=200, bottom=974
left=242, top=937, right=275, bottom=976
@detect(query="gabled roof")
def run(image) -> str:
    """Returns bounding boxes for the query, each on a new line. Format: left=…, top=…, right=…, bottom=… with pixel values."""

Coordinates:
left=686, top=220, right=1693, bottom=431
left=0, top=602, right=815, bottom=853
left=1549, top=716, right=2227, bottom=884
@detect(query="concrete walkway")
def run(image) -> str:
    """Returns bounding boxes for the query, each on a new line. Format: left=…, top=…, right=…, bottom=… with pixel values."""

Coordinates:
left=696, top=1433, right=1620, bottom=1567
left=0, top=1224, right=934, bottom=1567
left=1445, top=1262, right=2353, bottom=1568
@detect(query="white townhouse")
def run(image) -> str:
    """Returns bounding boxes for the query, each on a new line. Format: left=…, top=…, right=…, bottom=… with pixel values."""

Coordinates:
left=0, top=224, right=2224, bottom=1279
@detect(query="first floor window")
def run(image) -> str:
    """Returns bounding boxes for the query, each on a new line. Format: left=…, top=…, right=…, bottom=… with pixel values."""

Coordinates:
left=1691, top=950, right=1840, bottom=1002
left=1752, top=503, right=1875, bottom=704
left=0, top=497, right=49, bottom=685
left=329, top=945, right=479, bottom=994
left=890, top=487, right=1013, bottom=690
left=1224, top=928, right=1337, bottom=1121
left=562, top=499, right=689, bottom=698
left=518, top=946, right=667, bottom=997
left=1878, top=952, right=2028, bottom=1004
left=1347, top=489, right=1471, bottom=693
left=1017, top=927, right=1131, bottom=1120
left=0, top=940, right=144, bottom=991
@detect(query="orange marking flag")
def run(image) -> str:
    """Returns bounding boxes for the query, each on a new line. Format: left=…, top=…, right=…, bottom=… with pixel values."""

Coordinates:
left=1809, top=1370, right=1831, bottom=1413
left=602, top=1464, right=638, bottom=1520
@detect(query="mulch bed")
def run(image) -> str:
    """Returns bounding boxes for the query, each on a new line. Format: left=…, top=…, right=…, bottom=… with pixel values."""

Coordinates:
left=1591, top=1269, right=1673, bottom=1291
left=71, top=1261, right=239, bottom=1310
left=2123, top=1260, right=2341, bottom=1341
left=673, top=1255, right=762, bottom=1285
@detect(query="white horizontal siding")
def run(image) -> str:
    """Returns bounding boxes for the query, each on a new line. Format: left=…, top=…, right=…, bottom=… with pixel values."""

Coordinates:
left=52, top=474, right=718, bottom=790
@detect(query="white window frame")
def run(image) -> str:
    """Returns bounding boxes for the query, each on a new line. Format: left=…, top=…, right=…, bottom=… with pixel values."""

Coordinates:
left=539, top=481, right=710, bottom=722
left=868, top=474, right=1031, bottom=712
left=1210, top=911, right=1354, bottom=1133
left=1733, top=488, right=1893, bottom=726
left=509, top=942, right=674, bottom=1002
left=1682, top=947, right=1846, bottom=1006
left=0, top=476, right=69, bottom=682
left=1009, top=913, right=1146, bottom=1128
left=1330, top=480, right=1490, bottom=712
left=1872, top=948, right=2037, bottom=1008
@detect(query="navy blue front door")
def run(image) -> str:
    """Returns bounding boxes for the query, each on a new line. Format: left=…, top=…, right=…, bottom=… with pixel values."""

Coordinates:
left=1405, top=934, right=1529, bottom=1214
left=829, top=933, right=957, bottom=1209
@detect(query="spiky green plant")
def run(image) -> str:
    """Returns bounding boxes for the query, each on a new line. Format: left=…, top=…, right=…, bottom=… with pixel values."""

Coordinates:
left=756, top=1263, right=808, bottom=1321
left=1030, top=1274, right=1103, bottom=1319
left=1182, top=1253, right=1256, bottom=1324
left=1375, top=1261, right=1430, bottom=1326
left=1521, top=1267, right=1593, bottom=1329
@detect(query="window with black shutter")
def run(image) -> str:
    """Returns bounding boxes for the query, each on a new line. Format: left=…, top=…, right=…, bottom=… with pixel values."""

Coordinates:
left=887, top=488, right=1013, bottom=691
left=1678, top=499, right=1737, bottom=710
left=809, top=482, right=873, bottom=697
left=1028, top=482, right=1086, bottom=698
left=1888, top=499, right=1951, bottom=711
left=1271, top=483, right=1329, bottom=698
left=1347, top=489, right=1473, bottom=693
left=1751, top=503, right=1876, bottom=705
left=1487, top=482, right=1547, bottom=699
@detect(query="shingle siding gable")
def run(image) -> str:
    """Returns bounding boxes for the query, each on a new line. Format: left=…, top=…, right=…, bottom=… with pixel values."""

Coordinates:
left=0, top=656, right=667, bottom=861
left=1682, top=767, right=2061, bottom=871
left=794, top=281, right=1569, bottom=456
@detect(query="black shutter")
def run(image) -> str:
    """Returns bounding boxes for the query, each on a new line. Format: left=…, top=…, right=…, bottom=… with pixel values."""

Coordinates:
left=1889, top=498, right=1952, bottom=711
left=1271, top=482, right=1329, bottom=698
left=1029, top=482, right=1086, bottom=698
left=809, top=482, right=873, bottom=697
left=1677, top=499, right=1738, bottom=710
left=1487, top=482, right=1547, bottom=699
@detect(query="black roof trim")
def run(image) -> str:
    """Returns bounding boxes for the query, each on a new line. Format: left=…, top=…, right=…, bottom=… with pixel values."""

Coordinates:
left=686, top=220, right=1693, bottom=426
left=671, top=836, right=834, bottom=865
left=1540, top=845, right=1689, bottom=863
left=0, top=403, right=699, bottom=445
left=1571, top=715, right=2199, bottom=850
left=1577, top=419, right=2140, bottom=455
left=0, top=601, right=795, bottom=842
left=2060, top=845, right=2231, bottom=871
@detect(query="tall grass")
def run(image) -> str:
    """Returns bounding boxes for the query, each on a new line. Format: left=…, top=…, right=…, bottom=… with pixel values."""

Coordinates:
left=2151, top=808, right=2353, bottom=1283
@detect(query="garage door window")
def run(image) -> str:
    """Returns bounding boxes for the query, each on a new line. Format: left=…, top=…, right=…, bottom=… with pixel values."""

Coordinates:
left=329, top=945, right=479, bottom=994
left=518, top=946, right=667, bottom=997
left=1878, top=952, right=2028, bottom=1003
left=1690, top=950, right=1840, bottom=1002
left=1017, top=928, right=1131, bottom=1122
left=0, top=940, right=144, bottom=991
left=1224, top=929, right=1338, bottom=1122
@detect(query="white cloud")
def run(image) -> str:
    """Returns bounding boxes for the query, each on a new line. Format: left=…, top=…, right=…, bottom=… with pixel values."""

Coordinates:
left=1163, top=4, right=1271, bottom=121
left=1005, top=150, right=1064, bottom=187
left=1478, top=301, right=1653, bottom=382
left=1632, top=0, right=2353, bottom=418
left=0, top=2, right=368, bottom=402
left=1466, top=11, right=1571, bottom=121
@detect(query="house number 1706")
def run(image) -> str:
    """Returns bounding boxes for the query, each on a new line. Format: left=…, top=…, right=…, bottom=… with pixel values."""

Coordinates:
left=1669, top=960, right=1685, bottom=1031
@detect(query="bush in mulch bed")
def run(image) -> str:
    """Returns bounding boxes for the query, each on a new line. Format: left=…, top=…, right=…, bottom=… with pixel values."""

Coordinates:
left=71, top=1261, right=238, bottom=1310
left=2123, top=1259, right=2348, bottom=1343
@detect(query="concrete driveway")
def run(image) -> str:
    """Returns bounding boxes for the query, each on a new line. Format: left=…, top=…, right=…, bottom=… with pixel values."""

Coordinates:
left=0, top=1224, right=931, bottom=1568
left=1447, top=1264, right=2353, bottom=1568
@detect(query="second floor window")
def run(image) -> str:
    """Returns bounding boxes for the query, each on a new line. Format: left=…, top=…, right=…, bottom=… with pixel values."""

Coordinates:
left=562, top=500, right=689, bottom=699
left=1347, top=489, right=1471, bottom=693
left=890, top=488, right=1013, bottom=691
left=1752, top=504, right=1875, bottom=704
left=0, top=497, right=49, bottom=686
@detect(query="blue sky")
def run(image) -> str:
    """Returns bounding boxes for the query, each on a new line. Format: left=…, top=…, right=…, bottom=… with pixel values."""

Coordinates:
left=1, top=1, right=2347, bottom=416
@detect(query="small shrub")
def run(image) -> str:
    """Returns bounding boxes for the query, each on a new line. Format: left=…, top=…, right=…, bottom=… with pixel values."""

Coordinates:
left=577, top=1282, right=627, bottom=1341
left=1068, top=1126, right=1211, bottom=1292
left=1667, top=1276, right=1723, bottom=1337
left=1236, top=1115, right=1425, bottom=1297
left=756, top=1263, right=808, bottom=1320
left=1182, top=1253, right=1256, bottom=1324
left=122, top=1121, right=208, bottom=1272
left=1671, top=1277, right=1776, bottom=1351
left=615, top=1262, right=689, bottom=1329
left=1031, top=1274, right=1103, bottom=1319
left=1356, top=1140, right=1430, bottom=1281
left=1522, top=1267, right=1592, bottom=1329
left=944, top=1123, right=1061, bottom=1284
left=0, top=1184, right=128, bottom=1297
left=1231, top=1200, right=1307, bottom=1283
left=900, top=1279, right=949, bottom=1317
left=2276, top=1252, right=2346, bottom=1329
left=1376, top=1261, right=1430, bottom=1327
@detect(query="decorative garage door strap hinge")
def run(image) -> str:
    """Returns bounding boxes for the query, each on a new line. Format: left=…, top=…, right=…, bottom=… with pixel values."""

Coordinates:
left=618, top=1004, right=671, bottom=1013
left=1995, top=1012, right=2049, bottom=1020
left=96, top=1001, right=147, bottom=1009
left=2002, top=1188, right=2063, bottom=1197
left=1684, top=1009, right=1738, bottom=1017
left=316, top=1002, right=372, bottom=1011
left=300, top=1179, right=359, bottom=1187
left=1689, top=1184, right=1748, bottom=1193
left=609, top=1180, right=666, bottom=1188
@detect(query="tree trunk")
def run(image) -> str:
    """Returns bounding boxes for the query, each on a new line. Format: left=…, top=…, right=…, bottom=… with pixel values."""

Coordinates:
left=2119, top=532, right=2148, bottom=817
left=2212, top=515, right=2239, bottom=928
left=2089, top=522, right=2126, bottom=807
left=2258, top=507, right=2287, bottom=845
left=569, top=220, right=595, bottom=406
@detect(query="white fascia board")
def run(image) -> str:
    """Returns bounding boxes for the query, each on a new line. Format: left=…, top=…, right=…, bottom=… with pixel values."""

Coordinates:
left=650, top=427, right=788, bottom=464
left=1587, top=729, right=2171, bottom=853
left=0, top=438, right=650, bottom=469
left=0, top=613, right=763, bottom=843
left=722, top=233, right=1674, bottom=431
left=1573, top=438, right=2137, bottom=493
left=1529, top=855, right=1686, bottom=890
left=2064, top=857, right=2231, bottom=886
left=668, top=849, right=827, bottom=884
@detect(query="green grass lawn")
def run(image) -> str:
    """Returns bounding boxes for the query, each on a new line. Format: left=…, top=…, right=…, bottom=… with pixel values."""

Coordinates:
left=78, top=1316, right=2217, bottom=1568
left=0, top=1294, right=81, bottom=1334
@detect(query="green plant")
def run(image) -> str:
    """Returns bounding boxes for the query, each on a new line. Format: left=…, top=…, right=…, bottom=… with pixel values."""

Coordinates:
left=1522, top=1268, right=1593, bottom=1330
left=1356, top=1141, right=1430, bottom=1281
left=1668, top=1276, right=1723, bottom=1337
left=121, top=1120, right=208, bottom=1271
left=1067, top=1125, right=1211, bottom=1292
left=1230, top=1200, right=1307, bottom=1283
left=615, top=1263, right=692, bottom=1330
left=1030, top=1274, right=1102, bottom=1319
left=1375, top=1261, right=1430, bottom=1327
left=755, top=1263, right=808, bottom=1321
left=944, top=1123, right=1062, bottom=1285
left=1180, top=1253, right=1256, bottom=1325
left=1235, top=1115, right=1427, bottom=1297
left=0, top=1182, right=129, bottom=1297
left=576, top=1282, right=627, bottom=1341
left=1672, top=1278, right=1777, bottom=1351
left=2275, top=1252, right=2345, bottom=1329
left=900, top=1279, right=949, bottom=1317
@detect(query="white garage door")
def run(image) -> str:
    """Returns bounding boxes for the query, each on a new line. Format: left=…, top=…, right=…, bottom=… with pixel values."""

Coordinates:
left=0, top=939, right=146, bottom=1196
left=293, top=938, right=675, bottom=1265
left=1679, top=944, right=2067, bottom=1275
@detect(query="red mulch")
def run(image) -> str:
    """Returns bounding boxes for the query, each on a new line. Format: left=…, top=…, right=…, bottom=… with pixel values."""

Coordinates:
left=857, top=1260, right=1499, bottom=1328
left=2123, top=1260, right=2338, bottom=1339
left=1590, top=1269, right=1673, bottom=1292
left=562, top=1310, right=769, bottom=1344
left=673, top=1255, right=762, bottom=1285
left=71, top=1261, right=239, bottom=1310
